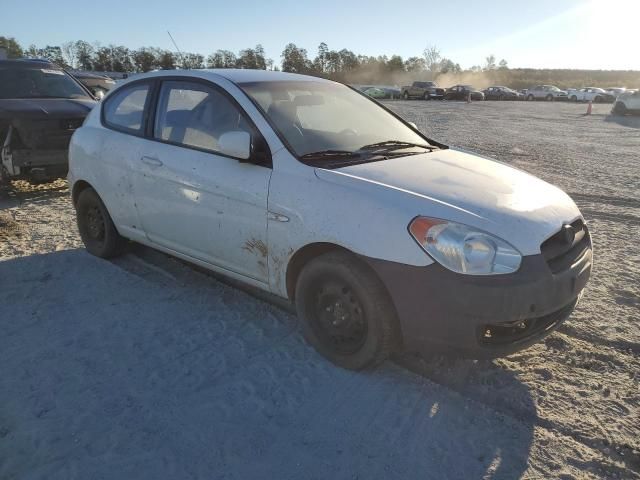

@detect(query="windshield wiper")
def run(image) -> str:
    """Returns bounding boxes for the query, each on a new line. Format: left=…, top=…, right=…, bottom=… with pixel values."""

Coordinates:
left=359, top=140, right=437, bottom=152
left=299, top=149, right=361, bottom=160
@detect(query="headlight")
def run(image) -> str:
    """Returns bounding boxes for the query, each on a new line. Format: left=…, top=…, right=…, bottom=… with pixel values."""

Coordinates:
left=409, top=217, right=522, bottom=275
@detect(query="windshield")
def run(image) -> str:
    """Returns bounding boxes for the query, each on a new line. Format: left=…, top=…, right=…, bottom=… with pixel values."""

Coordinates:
left=239, top=80, right=431, bottom=160
left=0, top=67, right=91, bottom=100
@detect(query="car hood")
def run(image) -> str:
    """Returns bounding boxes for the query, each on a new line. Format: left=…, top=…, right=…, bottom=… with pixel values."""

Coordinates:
left=314, top=148, right=582, bottom=256
left=0, top=98, right=96, bottom=120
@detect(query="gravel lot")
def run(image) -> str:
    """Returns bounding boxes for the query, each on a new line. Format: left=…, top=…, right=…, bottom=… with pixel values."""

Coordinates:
left=1, top=100, right=638, bottom=479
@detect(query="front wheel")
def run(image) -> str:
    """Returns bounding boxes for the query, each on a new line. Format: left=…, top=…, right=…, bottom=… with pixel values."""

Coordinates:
left=527, top=94, right=534, bottom=101
left=76, top=187, right=126, bottom=258
left=546, top=94, right=554, bottom=102
left=295, top=251, right=400, bottom=370
left=403, top=91, right=409, bottom=100
left=423, top=92, right=430, bottom=100
left=612, top=102, right=627, bottom=115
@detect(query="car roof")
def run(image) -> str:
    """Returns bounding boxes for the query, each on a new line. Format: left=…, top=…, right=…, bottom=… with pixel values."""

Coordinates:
left=127, top=69, right=332, bottom=85
left=0, top=59, right=61, bottom=69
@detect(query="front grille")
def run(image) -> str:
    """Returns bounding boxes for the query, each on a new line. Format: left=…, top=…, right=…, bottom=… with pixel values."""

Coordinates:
left=540, top=219, right=590, bottom=274
left=479, top=298, right=577, bottom=346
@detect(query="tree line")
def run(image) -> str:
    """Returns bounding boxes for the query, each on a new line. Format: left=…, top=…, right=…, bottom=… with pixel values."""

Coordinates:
left=2, top=35, right=639, bottom=90
left=0, top=35, right=504, bottom=80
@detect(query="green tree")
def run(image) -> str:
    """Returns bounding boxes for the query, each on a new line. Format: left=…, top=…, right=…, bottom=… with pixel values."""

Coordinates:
left=132, top=48, right=156, bottom=72
left=157, top=51, right=176, bottom=70
left=75, top=40, right=94, bottom=70
left=0, top=36, right=23, bottom=58
left=405, top=56, right=426, bottom=72
left=207, top=49, right=237, bottom=68
left=281, top=43, right=311, bottom=73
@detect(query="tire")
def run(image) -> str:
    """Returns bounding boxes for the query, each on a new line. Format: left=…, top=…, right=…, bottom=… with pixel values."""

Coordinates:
left=403, top=91, right=409, bottom=100
left=612, top=101, right=627, bottom=115
left=594, top=96, right=601, bottom=103
left=423, top=92, right=430, bottom=100
left=570, top=95, right=577, bottom=102
left=527, top=94, right=534, bottom=101
left=546, top=94, right=554, bottom=102
left=498, top=94, right=504, bottom=101
left=76, top=187, right=126, bottom=258
left=295, top=251, right=400, bottom=370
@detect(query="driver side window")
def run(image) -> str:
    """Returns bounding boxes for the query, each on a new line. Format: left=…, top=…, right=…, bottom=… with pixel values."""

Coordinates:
left=154, top=80, right=252, bottom=154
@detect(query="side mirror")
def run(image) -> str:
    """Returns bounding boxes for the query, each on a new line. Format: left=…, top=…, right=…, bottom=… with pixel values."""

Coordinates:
left=218, top=131, right=251, bottom=160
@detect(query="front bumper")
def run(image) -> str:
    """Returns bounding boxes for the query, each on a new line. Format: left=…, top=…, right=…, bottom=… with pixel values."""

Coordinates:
left=362, top=246, right=592, bottom=358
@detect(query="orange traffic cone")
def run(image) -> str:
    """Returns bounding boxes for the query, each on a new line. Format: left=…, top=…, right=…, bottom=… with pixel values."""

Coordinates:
left=585, top=100, right=592, bottom=115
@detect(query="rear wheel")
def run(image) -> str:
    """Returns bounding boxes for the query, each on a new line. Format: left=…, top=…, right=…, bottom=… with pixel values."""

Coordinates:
left=527, top=94, right=534, bottom=101
left=295, top=251, right=399, bottom=370
left=546, top=94, right=554, bottom=102
left=76, top=187, right=126, bottom=258
left=570, top=95, right=577, bottom=102
left=403, top=91, right=409, bottom=100
left=423, top=92, right=430, bottom=100
left=498, top=94, right=504, bottom=101
left=594, top=96, right=602, bottom=103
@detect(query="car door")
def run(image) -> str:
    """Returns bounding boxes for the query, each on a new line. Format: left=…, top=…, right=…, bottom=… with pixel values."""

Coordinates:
left=129, top=78, right=272, bottom=283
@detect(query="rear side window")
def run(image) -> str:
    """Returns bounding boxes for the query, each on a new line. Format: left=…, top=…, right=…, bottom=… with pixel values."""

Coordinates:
left=103, top=83, right=150, bottom=133
left=153, top=80, right=252, bottom=154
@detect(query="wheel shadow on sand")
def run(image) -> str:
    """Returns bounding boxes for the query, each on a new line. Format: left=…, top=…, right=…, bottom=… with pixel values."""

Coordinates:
left=604, top=114, right=640, bottom=129
left=0, top=249, right=536, bottom=480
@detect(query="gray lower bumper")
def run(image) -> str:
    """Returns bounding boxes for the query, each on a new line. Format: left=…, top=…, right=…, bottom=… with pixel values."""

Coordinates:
left=362, top=247, right=592, bottom=358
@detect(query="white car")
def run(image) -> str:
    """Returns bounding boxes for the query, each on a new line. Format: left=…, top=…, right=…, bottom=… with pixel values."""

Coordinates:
left=567, top=87, right=615, bottom=103
left=526, top=85, right=568, bottom=101
left=68, top=70, right=593, bottom=369
left=612, top=89, right=640, bottom=115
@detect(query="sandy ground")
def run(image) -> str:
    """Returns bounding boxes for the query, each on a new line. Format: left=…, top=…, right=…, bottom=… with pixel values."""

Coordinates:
left=0, top=101, right=638, bottom=480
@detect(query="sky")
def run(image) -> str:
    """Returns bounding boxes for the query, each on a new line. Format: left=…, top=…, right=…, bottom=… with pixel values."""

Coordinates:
left=4, top=0, right=639, bottom=70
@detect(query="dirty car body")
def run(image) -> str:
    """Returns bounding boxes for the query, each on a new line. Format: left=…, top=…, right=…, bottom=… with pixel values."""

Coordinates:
left=0, top=60, right=96, bottom=182
left=68, top=69, right=592, bottom=368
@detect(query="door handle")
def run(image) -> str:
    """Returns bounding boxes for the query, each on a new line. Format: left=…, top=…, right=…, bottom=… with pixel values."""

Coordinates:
left=141, top=156, right=163, bottom=167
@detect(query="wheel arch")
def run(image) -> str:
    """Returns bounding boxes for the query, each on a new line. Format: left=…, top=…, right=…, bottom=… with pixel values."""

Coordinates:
left=286, top=242, right=351, bottom=301
left=71, top=179, right=95, bottom=207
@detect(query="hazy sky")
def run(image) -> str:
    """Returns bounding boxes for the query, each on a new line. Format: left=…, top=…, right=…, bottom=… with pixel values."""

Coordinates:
left=4, top=0, right=638, bottom=70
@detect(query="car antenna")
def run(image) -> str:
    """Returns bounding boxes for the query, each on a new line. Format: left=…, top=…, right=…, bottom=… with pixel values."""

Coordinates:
left=167, top=30, right=186, bottom=69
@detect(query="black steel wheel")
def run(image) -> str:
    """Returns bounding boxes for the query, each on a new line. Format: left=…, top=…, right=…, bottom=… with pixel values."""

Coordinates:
left=76, top=187, right=126, bottom=258
left=310, top=279, right=368, bottom=355
left=295, top=251, right=399, bottom=370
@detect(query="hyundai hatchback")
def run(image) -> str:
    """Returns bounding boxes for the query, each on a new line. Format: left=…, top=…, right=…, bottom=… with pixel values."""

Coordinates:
left=69, top=70, right=592, bottom=369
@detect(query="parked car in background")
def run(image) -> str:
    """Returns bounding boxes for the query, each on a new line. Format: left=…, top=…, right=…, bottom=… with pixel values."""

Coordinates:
left=362, top=87, right=387, bottom=99
left=612, top=89, right=640, bottom=115
left=567, top=87, right=615, bottom=103
left=445, top=85, right=485, bottom=101
left=483, top=86, right=522, bottom=101
left=381, top=86, right=402, bottom=99
left=401, top=81, right=445, bottom=100
left=68, top=69, right=591, bottom=369
left=605, top=87, right=627, bottom=98
left=72, top=71, right=116, bottom=99
left=526, top=85, right=568, bottom=101
left=362, top=86, right=401, bottom=100
left=0, top=59, right=96, bottom=182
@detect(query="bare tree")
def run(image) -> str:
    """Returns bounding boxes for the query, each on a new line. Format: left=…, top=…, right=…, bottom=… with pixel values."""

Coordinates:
left=61, top=41, right=78, bottom=69
left=484, top=54, right=496, bottom=71
left=423, top=45, right=441, bottom=77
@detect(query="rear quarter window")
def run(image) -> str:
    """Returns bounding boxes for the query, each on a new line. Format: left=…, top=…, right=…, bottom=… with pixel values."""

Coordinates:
left=103, top=83, right=150, bottom=134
